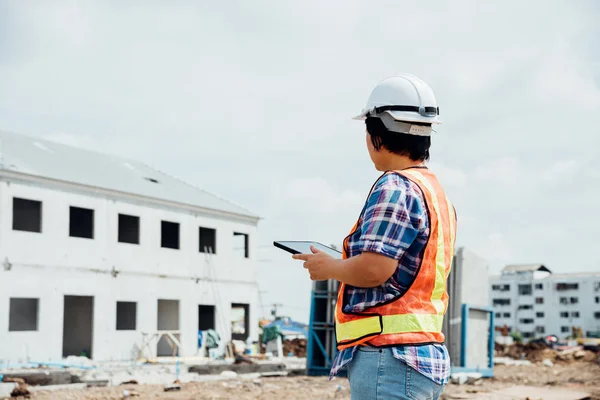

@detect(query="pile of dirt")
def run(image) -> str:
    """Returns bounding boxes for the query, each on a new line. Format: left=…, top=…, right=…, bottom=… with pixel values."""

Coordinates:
left=497, top=342, right=598, bottom=363
left=283, top=338, right=307, bottom=357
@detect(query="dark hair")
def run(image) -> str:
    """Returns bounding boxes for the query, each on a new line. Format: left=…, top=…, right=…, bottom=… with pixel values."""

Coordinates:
left=365, top=116, right=431, bottom=162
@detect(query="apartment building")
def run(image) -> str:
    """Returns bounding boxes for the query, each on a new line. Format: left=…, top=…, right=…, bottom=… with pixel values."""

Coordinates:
left=490, top=264, right=600, bottom=340
left=0, top=130, right=260, bottom=363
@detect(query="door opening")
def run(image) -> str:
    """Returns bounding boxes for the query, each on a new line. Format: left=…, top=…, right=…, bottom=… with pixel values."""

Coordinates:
left=63, top=295, right=94, bottom=359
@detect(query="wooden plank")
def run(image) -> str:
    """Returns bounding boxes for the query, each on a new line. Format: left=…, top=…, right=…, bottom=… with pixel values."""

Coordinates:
left=29, top=383, right=87, bottom=393
left=81, top=379, right=110, bottom=387
left=1, top=371, right=72, bottom=386
left=189, top=363, right=286, bottom=375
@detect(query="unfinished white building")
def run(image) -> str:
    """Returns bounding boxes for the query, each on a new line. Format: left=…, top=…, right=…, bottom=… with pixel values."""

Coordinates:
left=0, top=131, right=260, bottom=364
left=490, top=265, right=600, bottom=340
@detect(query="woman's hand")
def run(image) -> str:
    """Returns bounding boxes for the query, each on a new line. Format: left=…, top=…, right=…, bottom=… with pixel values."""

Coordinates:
left=292, top=246, right=340, bottom=281
left=292, top=246, right=397, bottom=287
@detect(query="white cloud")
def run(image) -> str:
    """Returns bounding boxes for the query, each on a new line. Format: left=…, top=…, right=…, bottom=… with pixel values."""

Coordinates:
left=477, top=233, right=516, bottom=267
left=542, top=160, right=580, bottom=184
left=429, top=162, right=468, bottom=189
left=263, top=175, right=365, bottom=248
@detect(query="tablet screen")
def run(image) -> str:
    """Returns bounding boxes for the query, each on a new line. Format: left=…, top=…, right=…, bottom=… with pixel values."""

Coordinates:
left=274, top=241, right=342, bottom=259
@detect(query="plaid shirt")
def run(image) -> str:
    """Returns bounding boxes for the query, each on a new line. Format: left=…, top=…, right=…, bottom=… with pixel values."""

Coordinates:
left=330, top=170, right=451, bottom=385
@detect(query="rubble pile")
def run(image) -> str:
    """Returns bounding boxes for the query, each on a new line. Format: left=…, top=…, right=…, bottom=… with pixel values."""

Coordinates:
left=282, top=339, right=307, bottom=358
left=496, top=341, right=598, bottom=364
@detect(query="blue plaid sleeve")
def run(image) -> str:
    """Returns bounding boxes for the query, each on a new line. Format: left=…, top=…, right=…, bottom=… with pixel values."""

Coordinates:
left=356, top=173, right=426, bottom=260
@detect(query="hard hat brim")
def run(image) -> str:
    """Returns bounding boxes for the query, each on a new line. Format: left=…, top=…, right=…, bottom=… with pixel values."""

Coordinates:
left=352, top=109, right=441, bottom=124
left=351, top=109, right=369, bottom=120
left=386, top=110, right=442, bottom=125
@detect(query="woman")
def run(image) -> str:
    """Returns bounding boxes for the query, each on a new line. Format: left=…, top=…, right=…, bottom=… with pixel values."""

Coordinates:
left=293, top=73, right=457, bottom=400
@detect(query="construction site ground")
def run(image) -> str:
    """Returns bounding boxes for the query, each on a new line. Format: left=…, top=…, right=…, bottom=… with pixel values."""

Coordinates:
left=24, top=361, right=600, bottom=400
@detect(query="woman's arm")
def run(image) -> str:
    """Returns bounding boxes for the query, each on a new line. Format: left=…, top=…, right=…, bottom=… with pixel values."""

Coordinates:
left=330, top=252, right=397, bottom=288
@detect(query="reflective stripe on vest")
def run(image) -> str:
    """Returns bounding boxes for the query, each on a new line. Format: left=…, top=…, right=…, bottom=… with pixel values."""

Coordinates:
left=336, top=314, right=445, bottom=343
left=400, top=169, right=449, bottom=315
left=334, top=168, right=456, bottom=348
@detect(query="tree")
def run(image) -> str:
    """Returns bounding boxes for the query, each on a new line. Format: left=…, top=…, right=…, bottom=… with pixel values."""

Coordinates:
left=510, top=330, right=523, bottom=344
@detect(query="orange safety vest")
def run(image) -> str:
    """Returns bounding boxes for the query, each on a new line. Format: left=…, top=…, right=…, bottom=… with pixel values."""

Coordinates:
left=335, top=167, right=457, bottom=350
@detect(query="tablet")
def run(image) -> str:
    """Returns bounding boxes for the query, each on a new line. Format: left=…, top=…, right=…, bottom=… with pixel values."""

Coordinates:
left=274, top=241, right=342, bottom=259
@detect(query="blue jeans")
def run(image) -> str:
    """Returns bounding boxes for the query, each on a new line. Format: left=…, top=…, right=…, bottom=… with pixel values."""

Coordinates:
left=347, top=347, right=444, bottom=400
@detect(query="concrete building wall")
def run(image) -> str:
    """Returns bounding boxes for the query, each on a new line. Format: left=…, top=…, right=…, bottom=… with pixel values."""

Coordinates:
left=443, top=247, right=490, bottom=369
left=455, top=247, right=490, bottom=307
left=0, top=180, right=260, bottom=363
left=490, top=271, right=600, bottom=339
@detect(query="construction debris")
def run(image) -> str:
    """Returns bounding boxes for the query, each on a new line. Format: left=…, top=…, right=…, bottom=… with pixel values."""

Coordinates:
left=163, top=383, right=181, bottom=392
left=220, top=371, right=238, bottom=378
left=282, top=338, right=307, bottom=358
left=2, top=377, right=25, bottom=386
left=1, top=370, right=72, bottom=386
left=7, top=342, right=597, bottom=400
left=494, top=357, right=532, bottom=366
left=2, top=375, right=30, bottom=398
left=450, top=372, right=482, bottom=385
left=189, top=362, right=286, bottom=375
left=233, top=355, right=255, bottom=365
left=79, top=379, right=109, bottom=387
left=10, top=383, right=30, bottom=398
left=25, top=363, right=600, bottom=400
left=496, top=341, right=598, bottom=363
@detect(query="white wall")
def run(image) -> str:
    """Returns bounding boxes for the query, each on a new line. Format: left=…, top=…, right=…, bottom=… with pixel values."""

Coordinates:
left=455, top=247, right=489, bottom=307
left=0, top=179, right=260, bottom=363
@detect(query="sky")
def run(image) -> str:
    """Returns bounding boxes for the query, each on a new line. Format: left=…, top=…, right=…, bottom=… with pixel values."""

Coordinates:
left=1, top=0, right=599, bottom=323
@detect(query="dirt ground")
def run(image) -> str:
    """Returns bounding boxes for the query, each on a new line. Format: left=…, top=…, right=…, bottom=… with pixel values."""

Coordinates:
left=443, top=361, right=600, bottom=399
left=28, top=361, right=600, bottom=400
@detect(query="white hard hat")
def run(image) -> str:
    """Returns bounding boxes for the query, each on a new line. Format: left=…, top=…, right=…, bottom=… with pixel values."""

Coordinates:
left=353, top=73, right=441, bottom=135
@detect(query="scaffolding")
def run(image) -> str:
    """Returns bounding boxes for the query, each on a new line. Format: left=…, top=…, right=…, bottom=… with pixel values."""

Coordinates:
left=306, top=279, right=341, bottom=376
